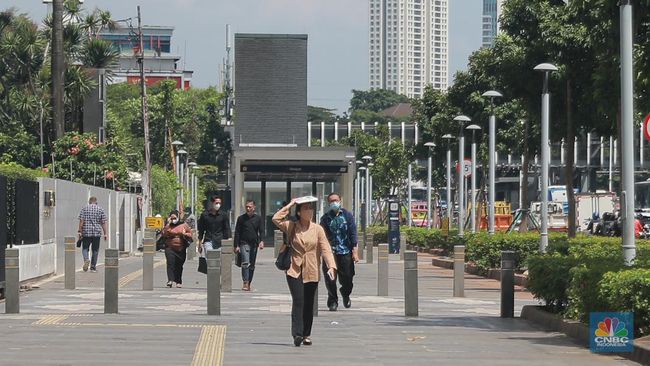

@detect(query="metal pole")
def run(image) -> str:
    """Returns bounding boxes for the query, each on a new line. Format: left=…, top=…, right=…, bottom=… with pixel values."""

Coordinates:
left=64, top=236, right=76, bottom=290
left=207, top=249, right=221, bottom=315
left=365, top=167, right=370, bottom=228
left=609, top=136, right=614, bottom=192
left=4, top=248, right=19, bottom=313
left=221, top=239, right=233, bottom=292
left=427, top=155, right=432, bottom=228
left=104, top=248, right=119, bottom=314
left=447, top=146, right=452, bottom=221
left=52, top=0, right=64, bottom=139
left=377, top=243, right=388, bottom=296
left=540, top=71, right=550, bottom=252
left=142, top=236, right=154, bottom=290
left=620, top=0, right=636, bottom=265
left=471, top=136, right=477, bottom=233
left=403, top=251, right=418, bottom=317
left=355, top=170, right=361, bottom=223
left=500, top=251, right=515, bottom=318
left=138, top=6, right=152, bottom=217
left=587, top=132, right=591, bottom=192
left=408, top=163, right=412, bottom=227
left=458, top=132, right=465, bottom=237
left=489, top=113, right=496, bottom=234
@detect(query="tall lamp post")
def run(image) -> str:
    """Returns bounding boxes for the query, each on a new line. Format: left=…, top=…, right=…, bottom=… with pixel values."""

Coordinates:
left=362, top=155, right=372, bottom=227
left=177, top=149, right=187, bottom=211
left=358, top=166, right=367, bottom=230
left=534, top=63, right=558, bottom=253
left=442, top=134, right=454, bottom=224
left=355, top=160, right=363, bottom=224
left=367, top=162, right=375, bottom=225
left=466, top=125, right=481, bottom=233
left=188, top=162, right=197, bottom=214
left=482, top=90, right=502, bottom=235
left=620, top=0, right=636, bottom=265
left=454, top=115, right=471, bottom=237
left=424, top=142, right=436, bottom=228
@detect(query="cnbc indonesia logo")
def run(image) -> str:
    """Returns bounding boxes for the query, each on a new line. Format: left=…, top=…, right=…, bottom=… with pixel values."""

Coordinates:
left=590, top=313, right=634, bottom=353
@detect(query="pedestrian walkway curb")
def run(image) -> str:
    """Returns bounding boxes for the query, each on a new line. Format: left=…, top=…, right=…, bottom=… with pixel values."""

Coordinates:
left=430, top=256, right=529, bottom=287
left=521, top=305, right=650, bottom=365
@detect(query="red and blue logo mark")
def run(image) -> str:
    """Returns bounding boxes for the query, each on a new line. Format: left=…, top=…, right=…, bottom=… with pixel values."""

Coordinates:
left=590, top=312, right=634, bottom=353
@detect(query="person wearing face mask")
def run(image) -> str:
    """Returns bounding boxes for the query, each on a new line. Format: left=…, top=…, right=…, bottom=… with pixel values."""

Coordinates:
left=320, top=192, right=358, bottom=311
left=198, top=195, right=231, bottom=253
left=273, top=198, right=337, bottom=347
left=234, top=200, right=264, bottom=291
left=162, top=210, right=192, bottom=288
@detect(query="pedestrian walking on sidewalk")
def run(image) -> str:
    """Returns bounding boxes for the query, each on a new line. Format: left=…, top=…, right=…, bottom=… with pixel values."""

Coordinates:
left=320, top=193, right=359, bottom=311
left=273, top=198, right=337, bottom=347
left=77, top=196, right=108, bottom=273
left=198, top=195, right=231, bottom=252
left=234, top=200, right=264, bottom=291
left=162, top=210, right=193, bottom=288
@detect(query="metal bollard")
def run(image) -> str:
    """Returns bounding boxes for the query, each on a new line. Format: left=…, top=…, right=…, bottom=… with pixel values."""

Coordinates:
left=206, top=249, right=221, bottom=315
left=399, top=234, right=407, bottom=260
left=500, top=251, right=515, bottom=318
left=187, top=234, right=196, bottom=261
left=274, top=230, right=283, bottom=258
left=404, top=251, right=418, bottom=317
left=64, top=236, right=76, bottom=290
left=221, top=240, right=233, bottom=292
left=142, top=237, right=154, bottom=290
left=104, top=248, right=119, bottom=314
left=4, top=248, right=19, bottom=313
left=366, top=232, right=374, bottom=264
left=143, top=228, right=157, bottom=240
left=377, top=243, right=389, bottom=296
left=453, top=245, right=465, bottom=297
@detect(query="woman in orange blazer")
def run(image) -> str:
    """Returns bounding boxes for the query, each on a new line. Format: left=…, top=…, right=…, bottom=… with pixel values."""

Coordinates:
left=273, top=198, right=337, bottom=347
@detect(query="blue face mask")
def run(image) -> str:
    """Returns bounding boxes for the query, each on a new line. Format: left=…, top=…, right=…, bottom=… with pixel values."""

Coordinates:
left=330, top=202, right=341, bottom=212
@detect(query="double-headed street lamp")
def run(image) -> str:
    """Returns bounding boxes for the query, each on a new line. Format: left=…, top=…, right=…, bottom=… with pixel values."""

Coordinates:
left=466, top=124, right=481, bottom=233
left=482, top=90, right=502, bottom=235
left=442, top=134, right=454, bottom=224
left=454, top=115, right=471, bottom=237
left=534, top=63, right=558, bottom=253
left=424, top=142, right=436, bottom=228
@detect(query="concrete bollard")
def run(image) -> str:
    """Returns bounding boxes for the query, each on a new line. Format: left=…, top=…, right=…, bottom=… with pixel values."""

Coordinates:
left=500, top=251, right=515, bottom=318
left=366, top=232, right=374, bottom=264
left=187, top=235, right=196, bottom=261
left=207, top=249, right=221, bottom=315
left=143, top=228, right=156, bottom=240
left=377, top=243, right=389, bottom=296
left=404, top=251, right=418, bottom=317
left=453, top=245, right=465, bottom=297
left=64, top=236, right=76, bottom=290
left=274, top=230, right=283, bottom=259
left=399, top=234, right=407, bottom=260
left=4, top=248, right=19, bottom=314
left=104, top=248, right=119, bottom=314
left=221, top=240, right=233, bottom=292
left=358, top=231, right=364, bottom=261
left=142, top=237, right=155, bottom=290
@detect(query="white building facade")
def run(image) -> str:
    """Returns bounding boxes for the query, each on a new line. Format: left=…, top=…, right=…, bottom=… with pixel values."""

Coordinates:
left=482, top=0, right=504, bottom=48
left=369, top=0, right=448, bottom=98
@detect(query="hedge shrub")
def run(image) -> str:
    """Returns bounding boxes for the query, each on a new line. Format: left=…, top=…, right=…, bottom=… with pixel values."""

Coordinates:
left=599, top=268, right=650, bottom=337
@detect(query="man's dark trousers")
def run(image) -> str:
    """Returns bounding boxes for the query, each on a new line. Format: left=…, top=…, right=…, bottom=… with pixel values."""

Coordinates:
left=322, top=253, right=354, bottom=306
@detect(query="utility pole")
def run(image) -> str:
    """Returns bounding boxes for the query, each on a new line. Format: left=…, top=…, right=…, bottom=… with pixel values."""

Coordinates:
left=52, top=0, right=65, bottom=139
left=138, top=6, right=152, bottom=217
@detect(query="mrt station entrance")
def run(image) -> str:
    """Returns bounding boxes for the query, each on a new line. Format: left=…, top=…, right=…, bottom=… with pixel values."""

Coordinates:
left=231, top=147, right=356, bottom=243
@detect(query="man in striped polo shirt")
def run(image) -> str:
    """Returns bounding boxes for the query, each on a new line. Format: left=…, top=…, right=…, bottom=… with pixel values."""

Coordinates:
left=77, top=196, right=108, bottom=272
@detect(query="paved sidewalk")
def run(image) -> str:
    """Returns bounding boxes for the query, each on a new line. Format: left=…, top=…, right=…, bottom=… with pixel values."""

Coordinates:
left=0, top=247, right=640, bottom=365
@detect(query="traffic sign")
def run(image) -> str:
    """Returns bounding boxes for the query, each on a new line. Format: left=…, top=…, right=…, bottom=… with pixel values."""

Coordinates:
left=145, top=216, right=164, bottom=229
left=644, top=114, right=650, bottom=142
left=455, top=159, right=472, bottom=177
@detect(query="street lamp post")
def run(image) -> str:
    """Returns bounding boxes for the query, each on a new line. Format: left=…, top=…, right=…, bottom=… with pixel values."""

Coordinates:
left=620, top=0, right=636, bottom=265
left=188, top=162, right=197, bottom=214
left=466, top=125, right=481, bottom=233
left=454, top=115, right=471, bottom=237
left=362, top=155, right=372, bottom=227
left=424, top=142, right=436, bottom=229
left=534, top=63, right=558, bottom=253
left=368, top=162, right=375, bottom=225
left=407, top=163, right=412, bottom=227
left=358, top=166, right=367, bottom=230
left=482, top=91, right=502, bottom=235
left=355, top=160, right=363, bottom=224
left=442, top=134, right=454, bottom=225
left=177, top=149, right=187, bottom=211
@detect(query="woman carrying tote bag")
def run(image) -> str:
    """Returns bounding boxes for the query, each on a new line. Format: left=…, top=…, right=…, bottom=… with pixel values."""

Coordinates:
left=272, top=197, right=337, bottom=347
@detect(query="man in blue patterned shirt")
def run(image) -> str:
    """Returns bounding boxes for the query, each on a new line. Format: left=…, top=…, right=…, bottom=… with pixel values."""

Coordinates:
left=77, top=197, right=108, bottom=272
left=320, top=193, right=358, bottom=311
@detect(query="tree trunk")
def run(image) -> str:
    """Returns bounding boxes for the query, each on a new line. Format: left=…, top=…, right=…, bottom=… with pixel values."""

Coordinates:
left=565, top=79, right=577, bottom=238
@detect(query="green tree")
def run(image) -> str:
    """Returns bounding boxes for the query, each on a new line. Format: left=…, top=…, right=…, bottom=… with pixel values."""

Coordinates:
left=349, top=89, right=409, bottom=113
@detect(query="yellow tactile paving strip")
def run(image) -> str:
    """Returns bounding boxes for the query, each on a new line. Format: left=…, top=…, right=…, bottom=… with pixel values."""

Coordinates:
left=191, top=325, right=227, bottom=366
left=118, top=260, right=166, bottom=288
left=31, top=314, right=226, bottom=365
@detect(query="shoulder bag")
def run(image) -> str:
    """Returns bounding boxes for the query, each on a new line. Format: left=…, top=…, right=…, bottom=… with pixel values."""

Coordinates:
left=275, top=223, right=295, bottom=271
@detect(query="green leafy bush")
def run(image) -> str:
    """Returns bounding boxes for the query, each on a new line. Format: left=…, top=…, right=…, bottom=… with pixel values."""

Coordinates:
left=599, top=269, right=650, bottom=337
left=527, top=253, right=577, bottom=312
left=0, top=162, right=47, bottom=181
left=151, top=165, right=177, bottom=216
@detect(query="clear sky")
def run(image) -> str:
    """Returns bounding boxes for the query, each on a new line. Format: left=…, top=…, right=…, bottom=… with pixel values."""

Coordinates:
left=3, top=0, right=483, bottom=114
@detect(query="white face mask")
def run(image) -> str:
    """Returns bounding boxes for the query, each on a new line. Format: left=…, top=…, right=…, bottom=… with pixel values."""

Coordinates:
left=214, top=204, right=221, bottom=211
left=171, top=218, right=179, bottom=225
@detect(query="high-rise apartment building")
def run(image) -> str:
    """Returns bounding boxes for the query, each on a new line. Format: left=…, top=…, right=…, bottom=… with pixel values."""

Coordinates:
left=369, top=0, right=448, bottom=98
left=482, top=0, right=503, bottom=48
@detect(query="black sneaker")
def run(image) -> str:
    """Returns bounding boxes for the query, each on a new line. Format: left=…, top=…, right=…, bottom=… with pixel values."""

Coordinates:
left=328, top=302, right=338, bottom=311
left=343, top=296, right=351, bottom=308
left=293, top=336, right=303, bottom=347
